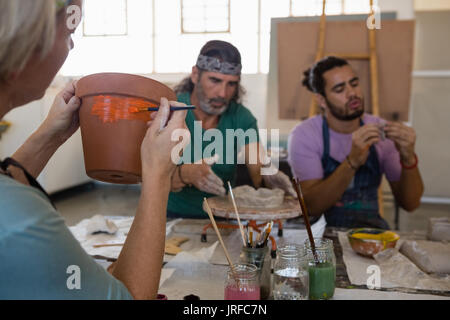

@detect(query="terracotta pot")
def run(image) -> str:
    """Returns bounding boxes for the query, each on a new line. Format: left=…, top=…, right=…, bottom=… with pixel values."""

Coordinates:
left=76, top=73, right=176, bottom=184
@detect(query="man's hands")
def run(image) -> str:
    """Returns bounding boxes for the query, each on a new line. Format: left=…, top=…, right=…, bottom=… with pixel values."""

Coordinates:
left=40, top=81, right=81, bottom=145
left=262, top=170, right=297, bottom=197
left=347, top=121, right=417, bottom=169
left=384, top=122, right=417, bottom=166
left=347, top=124, right=381, bottom=169
left=179, top=155, right=226, bottom=196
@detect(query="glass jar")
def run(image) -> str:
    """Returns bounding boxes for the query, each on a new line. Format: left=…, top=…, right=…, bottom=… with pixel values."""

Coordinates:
left=304, top=238, right=336, bottom=300
left=239, top=246, right=272, bottom=300
left=272, top=244, right=309, bottom=300
left=224, top=263, right=260, bottom=300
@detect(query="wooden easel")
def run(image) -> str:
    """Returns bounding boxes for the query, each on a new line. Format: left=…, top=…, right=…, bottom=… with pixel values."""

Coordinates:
left=308, top=0, right=385, bottom=217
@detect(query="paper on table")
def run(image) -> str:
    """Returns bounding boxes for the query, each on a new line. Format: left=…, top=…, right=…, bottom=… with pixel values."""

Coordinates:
left=159, top=242, right=226, bottom=300
left=159, top=268, right=176, bottom=289
left=374, top=248, right=450, bottom=291
left=70, top=216, right=182, bottom=260
left=338, top=231, right=450, bottom=291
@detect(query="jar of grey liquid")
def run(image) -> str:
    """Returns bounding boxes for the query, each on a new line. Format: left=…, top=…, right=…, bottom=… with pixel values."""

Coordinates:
left=272, top=244, right=309, bottom=300
left=239, top=246, right=271, bottom=300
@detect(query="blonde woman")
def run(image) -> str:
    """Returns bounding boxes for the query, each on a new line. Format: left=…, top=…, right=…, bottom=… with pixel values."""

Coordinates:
left=0, top=0, right=189, bottom=299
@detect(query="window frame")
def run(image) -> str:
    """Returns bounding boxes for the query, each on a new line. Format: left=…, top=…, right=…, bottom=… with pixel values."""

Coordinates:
left=82, top=0, right=129, bottom=37
left=180, top=0, right=231, bottom=34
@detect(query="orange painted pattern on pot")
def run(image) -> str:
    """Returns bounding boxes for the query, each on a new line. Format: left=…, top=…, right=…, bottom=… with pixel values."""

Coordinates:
left=91, top=95, right=157, bottom=123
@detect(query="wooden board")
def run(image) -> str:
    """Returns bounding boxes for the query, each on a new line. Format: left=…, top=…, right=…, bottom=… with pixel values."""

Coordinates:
left=277, top=20, right=415, bottom=121
left=204, top=196, right=301, bottom=221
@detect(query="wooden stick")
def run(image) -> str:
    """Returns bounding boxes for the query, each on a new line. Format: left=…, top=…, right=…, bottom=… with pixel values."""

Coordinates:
left=308, top=0, right=328, bottom=118
left=203, top=198, right=237, bottom=276
left=227, top=181, right=247, bottom=247
left=93, top=243, right=124, bottom=248
left=292, top=178, right=319, bottom=264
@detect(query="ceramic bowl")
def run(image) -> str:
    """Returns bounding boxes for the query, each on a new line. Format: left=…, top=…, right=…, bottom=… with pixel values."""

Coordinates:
left=347, top=228, right=400, bottom=257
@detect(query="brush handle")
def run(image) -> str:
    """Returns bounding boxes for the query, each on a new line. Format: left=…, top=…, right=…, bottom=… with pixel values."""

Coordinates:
left=147, top=105, right=195, bottom=111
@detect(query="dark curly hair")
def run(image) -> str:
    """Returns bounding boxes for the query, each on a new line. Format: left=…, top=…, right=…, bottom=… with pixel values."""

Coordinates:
left=174, top=40, right=246, bottom=103
left=302, top=56, right=349, bottom=97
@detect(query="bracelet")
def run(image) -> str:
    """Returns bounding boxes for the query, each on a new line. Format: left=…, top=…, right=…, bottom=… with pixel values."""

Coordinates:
left=346, top=156, right=357, bottom=171
left=401, top=153, right=418, bottom=170
left=178, top=164, right=192, bottom=187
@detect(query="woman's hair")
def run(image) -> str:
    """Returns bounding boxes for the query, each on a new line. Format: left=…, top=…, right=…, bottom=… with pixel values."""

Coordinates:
left=0, top=0, right=58, bottom=81
left=174, top=40, right=246, bottom=103
left=302, top=56, right=349, bottom=96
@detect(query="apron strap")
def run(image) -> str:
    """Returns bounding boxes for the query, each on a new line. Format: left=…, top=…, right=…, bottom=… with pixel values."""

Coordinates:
left=0, top=157, right=56, bottom=209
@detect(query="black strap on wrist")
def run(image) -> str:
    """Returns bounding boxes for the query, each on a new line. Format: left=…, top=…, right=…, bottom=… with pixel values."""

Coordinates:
left=0, top=157, right=56, bottom=209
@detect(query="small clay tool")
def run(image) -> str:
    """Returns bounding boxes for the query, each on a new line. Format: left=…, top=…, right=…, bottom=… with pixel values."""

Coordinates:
left=165, top=236, right=189, bottom=255
left=93, top=236, right=189, bottom=255
left=129, top=105, right=196, bottom=113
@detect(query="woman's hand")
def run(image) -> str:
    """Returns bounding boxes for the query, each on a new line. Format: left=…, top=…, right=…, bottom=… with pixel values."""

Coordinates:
left=140, top=98, right=190, bottom=179
left=41, top=81, right=81, bottom=145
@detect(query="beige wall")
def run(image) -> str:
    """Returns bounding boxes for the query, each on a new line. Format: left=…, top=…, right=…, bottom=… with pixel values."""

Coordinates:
left=414, top=12, right=450, bottom=70
left=414, top=0, right=450, bottom=11
left=411, top=77, right=450, bottom=198
left=411, top=11, right=450, bottom=199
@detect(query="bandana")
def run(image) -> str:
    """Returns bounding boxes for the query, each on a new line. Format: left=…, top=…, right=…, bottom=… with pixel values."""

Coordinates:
left=196, top=54, right=242, bottom=76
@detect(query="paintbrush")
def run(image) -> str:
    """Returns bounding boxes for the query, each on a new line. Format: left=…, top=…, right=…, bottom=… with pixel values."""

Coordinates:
left=257, top=221, right=273, bottom=248
left=292, top=178, right=319, bottom=264
left=203, top=198, right=239, bottom=278
left=250, top=226, right=255, bottom=248
left=128, top=105, right=196, bottom=113
left=227, top=181, right=247, bottom=247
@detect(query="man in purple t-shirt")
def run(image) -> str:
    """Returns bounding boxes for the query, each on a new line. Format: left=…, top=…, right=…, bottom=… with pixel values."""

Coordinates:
left=288, top=56, right=424, bottom=229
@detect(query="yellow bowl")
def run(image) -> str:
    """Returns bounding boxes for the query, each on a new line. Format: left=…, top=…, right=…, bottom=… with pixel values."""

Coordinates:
left=347, top=228, right=400, bottom=257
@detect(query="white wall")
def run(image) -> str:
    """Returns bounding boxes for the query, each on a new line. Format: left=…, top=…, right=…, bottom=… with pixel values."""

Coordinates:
left=0, top=80, right=90, bottom=194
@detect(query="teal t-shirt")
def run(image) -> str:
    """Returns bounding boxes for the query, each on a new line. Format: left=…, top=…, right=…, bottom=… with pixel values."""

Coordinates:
left=167, top=92, right=259, bottom=218
left=0, top=174, right=133, bottom=299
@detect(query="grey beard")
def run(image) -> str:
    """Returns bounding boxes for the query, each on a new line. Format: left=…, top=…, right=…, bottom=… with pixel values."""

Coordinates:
left=199, top=101, right=228, bottom=115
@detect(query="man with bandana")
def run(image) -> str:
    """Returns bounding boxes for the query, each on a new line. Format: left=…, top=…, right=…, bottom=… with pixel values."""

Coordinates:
left=288, top=56, right=424, bottom=229
left=167, top=40, right=295, bottom=219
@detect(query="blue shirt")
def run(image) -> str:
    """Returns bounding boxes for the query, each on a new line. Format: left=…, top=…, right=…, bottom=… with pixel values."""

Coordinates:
left=0, top=174, right=133, bottom=299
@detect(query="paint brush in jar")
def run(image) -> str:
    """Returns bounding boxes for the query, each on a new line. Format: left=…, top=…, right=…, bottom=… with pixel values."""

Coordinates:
left=128, top=105, right=196, bottom=113
left=292, top=178, right=319, bottom=264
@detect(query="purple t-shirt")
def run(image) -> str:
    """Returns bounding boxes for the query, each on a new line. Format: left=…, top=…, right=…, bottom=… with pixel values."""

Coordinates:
left=287, top=114, right=401, bottom=182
